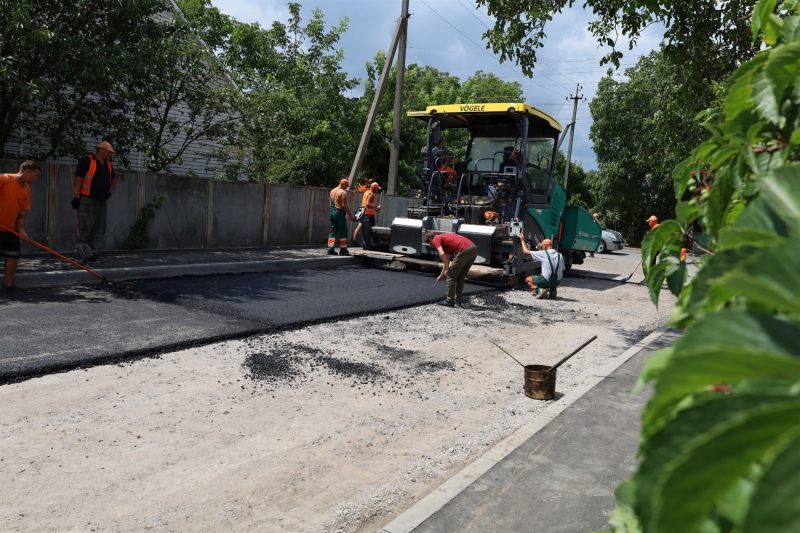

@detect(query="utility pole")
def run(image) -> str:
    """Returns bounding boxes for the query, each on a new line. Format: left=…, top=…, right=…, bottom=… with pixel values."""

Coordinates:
left=348, top=5, right=410, bottom=187
left=386, top=0, right=409, bottom=195
left=563, top=84, right=584, bottom=192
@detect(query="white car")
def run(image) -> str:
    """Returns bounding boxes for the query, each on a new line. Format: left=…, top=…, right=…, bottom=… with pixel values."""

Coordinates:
left=598, top=228, right=624, bottom=253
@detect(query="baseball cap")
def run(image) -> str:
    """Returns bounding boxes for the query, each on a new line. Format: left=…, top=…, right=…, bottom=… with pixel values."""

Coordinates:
left=97, top=141, right=116, bottom=153
left=541, top=239, right=553, bottom=246
left=339, top=178, right=349, bottom=187
left=370, top=182, right=381, bottom=190
left=646, top=215, right=659, bottom=223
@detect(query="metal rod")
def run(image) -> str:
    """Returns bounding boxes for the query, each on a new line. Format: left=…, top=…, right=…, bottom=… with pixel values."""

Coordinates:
left=548, top=335, right=598, bottom=372
left=348, top=12, right=407, bottom=186
left=563, top=85, right=582, bottom=192
left=490, top=340, right=526, bottom=369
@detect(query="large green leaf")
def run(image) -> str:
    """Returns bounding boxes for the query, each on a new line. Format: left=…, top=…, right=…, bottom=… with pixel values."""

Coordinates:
left=758, top=165, right=800, bottom=230
left=764, top=41, right=800, bottom=102
left=642, top=220, right=683, bottom=277
left=710, top=238, right=800, bottom=315
left=719, top=198, right=790, bottom=250
left=652, top=401, right=800, bottom=533
left=635, top=395, right=792, bottom=530
left=671, top=246, right=759, bottom=326
left=752, top=0, right=779, bottom=41
left=642, top=312, right=800, bottom=437
left=743, top=432, right=800, bottom=532
left=608, top=479, right=644, bottom=533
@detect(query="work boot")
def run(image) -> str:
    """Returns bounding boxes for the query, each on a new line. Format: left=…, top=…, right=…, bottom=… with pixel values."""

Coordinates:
left=549, top=288, right=558, bottom=299
left=339, top=249, right=350, bottom=256
left=2, top=283, right=25, bottom=292
left=437, top=299, right=455, bottom=308
left=327, top=249, right=337, bottom=255
left=535, top=288, right=550, bottom=300
left=455, top=299, right=469, bottom=309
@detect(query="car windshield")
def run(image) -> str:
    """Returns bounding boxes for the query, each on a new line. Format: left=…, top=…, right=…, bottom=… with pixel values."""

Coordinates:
left=467, top=137, right=555, bottom=173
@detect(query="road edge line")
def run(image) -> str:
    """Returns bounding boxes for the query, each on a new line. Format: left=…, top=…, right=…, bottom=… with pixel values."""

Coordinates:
left=377, top=325, right=671, bottom=533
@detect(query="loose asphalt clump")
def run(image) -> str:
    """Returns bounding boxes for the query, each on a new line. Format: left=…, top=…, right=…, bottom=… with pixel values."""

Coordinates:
left=243, top=351, right=302, bottom=383
left=417, top=360, right=456, bottom=373
left=312, top=354, right=385, bottom=382
left=378, top=345, right=420, bottom=361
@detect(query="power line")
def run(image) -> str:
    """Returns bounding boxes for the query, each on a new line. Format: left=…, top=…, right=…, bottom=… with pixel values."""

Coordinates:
left=417, top=0, right=569, bottom=98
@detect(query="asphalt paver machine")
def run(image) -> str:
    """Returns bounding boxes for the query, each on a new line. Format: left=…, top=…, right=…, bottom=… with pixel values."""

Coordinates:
left=367, top=103, right=601, bottom=285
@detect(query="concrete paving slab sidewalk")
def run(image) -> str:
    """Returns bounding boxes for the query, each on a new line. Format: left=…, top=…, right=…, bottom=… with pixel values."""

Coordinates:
left=380, top=328, right=679, bottom=533
left=9, top=246, right=359, bottom=287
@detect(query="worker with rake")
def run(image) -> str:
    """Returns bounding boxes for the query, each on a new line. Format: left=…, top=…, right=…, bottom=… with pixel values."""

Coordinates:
left=519, top=233, right=564, bottom=299
left=0, top=160, right=41, bottom=292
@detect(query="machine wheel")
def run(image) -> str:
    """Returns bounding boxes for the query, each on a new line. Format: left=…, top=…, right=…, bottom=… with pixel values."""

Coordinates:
left=598, top=240, right=607, bottom=254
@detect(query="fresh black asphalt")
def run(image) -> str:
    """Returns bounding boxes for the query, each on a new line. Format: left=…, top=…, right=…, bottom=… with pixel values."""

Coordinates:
left=0, top=266, right=493, bottom=383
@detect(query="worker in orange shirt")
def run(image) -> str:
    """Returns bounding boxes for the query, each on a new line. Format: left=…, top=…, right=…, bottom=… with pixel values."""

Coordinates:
left=353, top=182, right=381, bottom=250
left=0, top=160, right=41, bottom=291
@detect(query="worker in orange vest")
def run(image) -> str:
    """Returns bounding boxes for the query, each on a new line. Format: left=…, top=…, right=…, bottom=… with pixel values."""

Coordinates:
left=353, top=182, right=381, bottom=250
left=71, top=141, right=116, bottom=262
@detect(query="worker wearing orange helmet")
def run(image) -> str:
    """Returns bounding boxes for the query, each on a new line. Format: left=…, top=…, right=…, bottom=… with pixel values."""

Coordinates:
left=353, top=182, right=381, bottom=250
left=519, top=234, right=564, bottom=299
left=328, top=178, right=355, bottom=256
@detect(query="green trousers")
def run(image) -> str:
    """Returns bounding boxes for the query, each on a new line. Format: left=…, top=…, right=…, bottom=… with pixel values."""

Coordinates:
left=328, top=208, right=348, bottom=252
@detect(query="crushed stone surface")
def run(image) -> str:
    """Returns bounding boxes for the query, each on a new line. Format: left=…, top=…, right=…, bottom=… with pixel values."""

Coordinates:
left=0, top=276, right=674, bottom=532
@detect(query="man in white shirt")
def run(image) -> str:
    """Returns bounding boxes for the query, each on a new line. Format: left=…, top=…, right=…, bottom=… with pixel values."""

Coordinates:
left=518, top=234, right=564, bottom=299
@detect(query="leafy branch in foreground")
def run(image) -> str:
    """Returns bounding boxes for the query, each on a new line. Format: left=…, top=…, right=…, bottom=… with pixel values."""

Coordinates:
left=600, top=1, right=800, bottom=532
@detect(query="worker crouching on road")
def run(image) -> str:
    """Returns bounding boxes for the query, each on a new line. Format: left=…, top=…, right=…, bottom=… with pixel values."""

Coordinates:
left=424, top=230, right=478, bottom=308
left=519, top=234, right=564, bottom=300
left=353, top=182, right=381, bottom=250
left=0, top=160, right=41, bottom=292
left=72, top=141, right=117, bottom=262
left=328, top=178, right=355, bottom=256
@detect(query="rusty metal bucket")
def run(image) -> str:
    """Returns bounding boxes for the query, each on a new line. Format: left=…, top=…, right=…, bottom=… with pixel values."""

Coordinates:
left=524, top=364, right=556, bottom=400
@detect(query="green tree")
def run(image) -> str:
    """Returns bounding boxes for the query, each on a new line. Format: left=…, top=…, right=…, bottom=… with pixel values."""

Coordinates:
left=601, top=1, right=800, bottom=531
left=130, top=11, right=241, bottom=173
left=554, top=151, right=595, bottom=211
left=588, top=51, right=703, bottom=242
left=196, top=2, right=361, bottom=185
left=0, top=0, right=165, bottom=162
left=475, top=0, right=760, bottom=83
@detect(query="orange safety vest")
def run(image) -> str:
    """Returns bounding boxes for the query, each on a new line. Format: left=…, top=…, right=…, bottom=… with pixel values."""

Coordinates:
left=81, top=154, right=113, bottom=197
left=362, top=191, right=377, bottom=215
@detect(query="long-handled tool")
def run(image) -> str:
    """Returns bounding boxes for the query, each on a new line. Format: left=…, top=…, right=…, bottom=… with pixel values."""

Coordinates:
left=490, top=340, right=526, bottom=368
left=0, top=223, right=133, bottom=290
left=427, top=278, right=440, bottom=292
left=547, top=335, right=598, bottom=372
left=622, top=257, right=644, bottom=283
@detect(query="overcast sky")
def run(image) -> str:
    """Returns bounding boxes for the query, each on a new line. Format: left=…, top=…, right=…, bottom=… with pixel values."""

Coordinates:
left=210, top=0, right=664, bottom=170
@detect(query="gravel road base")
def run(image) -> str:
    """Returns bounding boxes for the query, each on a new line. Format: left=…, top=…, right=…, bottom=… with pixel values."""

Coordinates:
left=0, top=277, right=674, bottom=532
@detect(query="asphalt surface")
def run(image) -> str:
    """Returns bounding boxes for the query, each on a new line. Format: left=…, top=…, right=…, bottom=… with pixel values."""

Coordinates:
left=410, top=330, right=679, bottom=533
left=0, top=266, right=493, bottom=383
